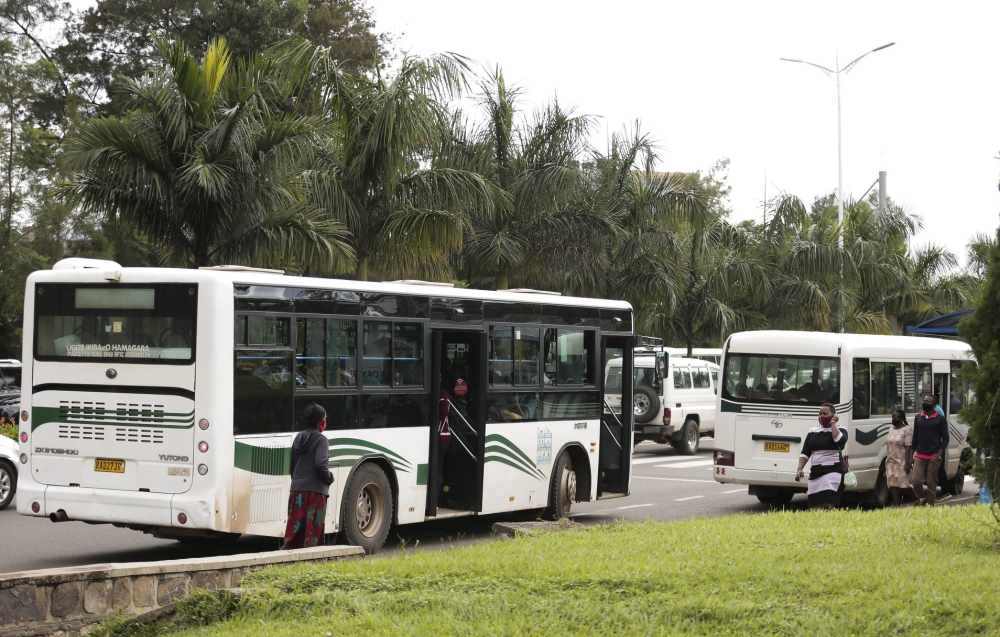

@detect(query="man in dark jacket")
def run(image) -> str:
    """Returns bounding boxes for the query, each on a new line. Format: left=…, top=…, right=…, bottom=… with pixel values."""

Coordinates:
left=910, top=395, right=949, bottom=506
left=283, top=403, right=335, bottom=548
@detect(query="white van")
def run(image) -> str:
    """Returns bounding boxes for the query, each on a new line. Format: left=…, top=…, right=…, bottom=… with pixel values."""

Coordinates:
left=713, top=331, right=973, bottom=506
left=605, top=349, right=718, bottom=454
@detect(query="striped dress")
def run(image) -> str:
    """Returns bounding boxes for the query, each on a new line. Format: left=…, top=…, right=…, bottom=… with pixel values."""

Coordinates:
left=800, top=424, right=848, bottom=506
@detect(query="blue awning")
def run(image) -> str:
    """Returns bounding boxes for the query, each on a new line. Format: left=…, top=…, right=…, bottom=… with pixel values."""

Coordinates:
left=905, top=310, right=973, bottom=336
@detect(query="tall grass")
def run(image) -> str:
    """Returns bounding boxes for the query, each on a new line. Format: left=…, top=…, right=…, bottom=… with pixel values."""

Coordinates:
left=160, top=506, right=999, bottom=637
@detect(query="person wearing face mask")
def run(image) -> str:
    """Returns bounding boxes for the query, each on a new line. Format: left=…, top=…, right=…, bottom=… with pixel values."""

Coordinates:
left=885, top=409, right=912, bottom=507
left=283, top=403, right=335, bottom=549
left=794, top=402, right=847, bottom=510
left=910, top=396, right=949, bottom=506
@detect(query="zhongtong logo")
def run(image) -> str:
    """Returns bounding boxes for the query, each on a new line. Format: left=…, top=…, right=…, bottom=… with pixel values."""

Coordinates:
left=770, top=420, right=784, bottom=429
left=34, top=447, right=79, bottom=455
left=159, top=454, right=190, bottom=462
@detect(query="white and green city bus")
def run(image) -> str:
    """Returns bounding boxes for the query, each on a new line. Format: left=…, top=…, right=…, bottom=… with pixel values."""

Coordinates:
left=713, top=330, right=974, bottom=507
left=16, top=259, right=635, bottom=551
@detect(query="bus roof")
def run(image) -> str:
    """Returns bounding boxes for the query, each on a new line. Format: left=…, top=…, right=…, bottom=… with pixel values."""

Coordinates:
left=27, top=263, right=632, bottom=311
left=725, top=330, right=972, bottom=360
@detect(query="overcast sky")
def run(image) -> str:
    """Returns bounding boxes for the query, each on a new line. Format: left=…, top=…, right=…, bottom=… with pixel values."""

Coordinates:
left=372, top=0, right=999, bottom=266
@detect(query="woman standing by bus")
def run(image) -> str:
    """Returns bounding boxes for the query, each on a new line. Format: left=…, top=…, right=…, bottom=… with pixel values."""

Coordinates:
left=283, top=403, right=334, bottom=549
left=885, top=409, right=912, bottom=506
left=794, top=403, right=847, bottom=510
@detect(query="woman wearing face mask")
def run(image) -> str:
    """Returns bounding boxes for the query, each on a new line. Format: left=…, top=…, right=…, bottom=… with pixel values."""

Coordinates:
left=283, top=403, right=335, bottom=549
left=885, top=409, right=912, bottom=506
left=794, top=402, right=847, bottom=510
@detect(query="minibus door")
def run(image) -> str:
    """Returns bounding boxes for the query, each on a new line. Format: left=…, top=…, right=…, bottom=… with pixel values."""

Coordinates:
left=599, top=336, right=633, bottom=497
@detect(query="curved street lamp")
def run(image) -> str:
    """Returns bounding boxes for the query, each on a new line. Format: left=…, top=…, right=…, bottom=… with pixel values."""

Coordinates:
left=780, top=42, right=895, bottom=247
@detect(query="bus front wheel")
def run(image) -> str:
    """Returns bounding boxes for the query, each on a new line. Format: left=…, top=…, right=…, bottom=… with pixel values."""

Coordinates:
left=342, top=463, right=394, bottom=553
left=544, top=453, right=576, bottom=520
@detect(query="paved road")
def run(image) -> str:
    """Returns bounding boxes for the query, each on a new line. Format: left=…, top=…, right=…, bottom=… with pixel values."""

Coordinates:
left=0, top=439, right=982, bottom=573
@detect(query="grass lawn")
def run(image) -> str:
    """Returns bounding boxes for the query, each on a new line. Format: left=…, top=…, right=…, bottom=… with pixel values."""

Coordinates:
left=151, top=505, right=999, bottom=637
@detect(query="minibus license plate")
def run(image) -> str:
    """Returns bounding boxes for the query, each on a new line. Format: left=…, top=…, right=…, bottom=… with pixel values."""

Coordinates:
left=764, top=442, right=789, bottom=453
left=95, top=459, right=126, bottom=473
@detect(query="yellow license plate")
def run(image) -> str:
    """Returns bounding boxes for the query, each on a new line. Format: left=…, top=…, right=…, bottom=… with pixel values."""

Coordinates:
left=764, top=442, right=790, bottom=453
left=95, top=458, right=126, bottom=473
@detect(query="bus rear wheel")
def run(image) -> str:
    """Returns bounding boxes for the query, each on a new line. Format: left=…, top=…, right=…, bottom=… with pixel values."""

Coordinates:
left=544, top=453, right=576, bottom=520
left=342, top=463, right=393, bottom=553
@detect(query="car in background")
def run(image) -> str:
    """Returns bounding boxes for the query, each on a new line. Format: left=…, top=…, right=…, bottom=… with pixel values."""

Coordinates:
left=0, top=432, right=17, bottom=510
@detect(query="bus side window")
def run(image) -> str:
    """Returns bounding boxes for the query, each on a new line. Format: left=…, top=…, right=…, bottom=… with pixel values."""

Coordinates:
left=870, top=361, right=901, bottom=416
left=852, top=358, right=870, bottom=419
left=950, top=360, right=974, bottom=414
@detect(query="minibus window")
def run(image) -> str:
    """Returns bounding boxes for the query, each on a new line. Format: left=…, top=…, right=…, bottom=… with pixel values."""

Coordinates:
left=722, top=354, right=840, bottom=405
left=852, top=358, right=870, bottom=419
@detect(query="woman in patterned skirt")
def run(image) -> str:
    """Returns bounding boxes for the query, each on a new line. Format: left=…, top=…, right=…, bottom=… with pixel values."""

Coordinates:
left=794, top=402, right=847, bottom=510
left=885, top=409, right=912, bottom=506
left=283, top=403, right=334, bottom=549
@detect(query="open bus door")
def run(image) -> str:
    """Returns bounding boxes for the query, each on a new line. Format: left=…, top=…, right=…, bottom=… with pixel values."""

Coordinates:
left=427, top=329, right=484, bottom=517
left=599, top=336, right=633, bottom=497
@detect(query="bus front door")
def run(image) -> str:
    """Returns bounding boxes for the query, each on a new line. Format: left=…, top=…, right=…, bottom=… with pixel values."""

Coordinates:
left=600, top=336, right=633, bottom=497
left=427, top=330, right=484, bottom=516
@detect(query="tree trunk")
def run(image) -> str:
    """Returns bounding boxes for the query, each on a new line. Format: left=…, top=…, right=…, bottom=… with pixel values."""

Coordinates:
left=495, top=271, right=508, bottom=291
left=357, top=258, right=368, bottom=281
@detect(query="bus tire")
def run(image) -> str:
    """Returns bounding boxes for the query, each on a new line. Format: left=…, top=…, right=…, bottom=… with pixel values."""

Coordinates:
left=342, top=463, right=393, bottom=553
left=756, top=494, right=775, bottom=505
left=633, top=386, right=660, bottom=424
left=947, top=463, right=965, bottom=496
left=678, top=420, right=700, bottom=455
left=544, top=453, right=576, bottom=520
left=0, top=460, right=15, bottom=511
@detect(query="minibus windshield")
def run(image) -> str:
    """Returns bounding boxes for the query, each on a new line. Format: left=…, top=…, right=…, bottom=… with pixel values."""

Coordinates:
left=723, top=354, right=840, bottom=405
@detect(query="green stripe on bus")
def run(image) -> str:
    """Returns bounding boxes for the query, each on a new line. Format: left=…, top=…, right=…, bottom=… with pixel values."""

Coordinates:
left=484, top=443, right=544, bottom=480
left=330, top=438, right=412, bottom=468
left=855, top=424, right=891, bottom=446
left=484, top=434, right=537, bottom=471
left=484, top=455, right=543, bottom=481
left=30, top=406, right=195, bottom=431
left=234, top=441, right=290, bottom=475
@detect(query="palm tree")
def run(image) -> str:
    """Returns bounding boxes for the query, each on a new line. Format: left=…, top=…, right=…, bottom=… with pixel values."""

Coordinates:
left=62, top=36, right=353, bottom=271
left=297, top=46, right=501, bottom=281
left=434, top=68, right=598, bottom=290
left=588, top=126, right=708, bottom=324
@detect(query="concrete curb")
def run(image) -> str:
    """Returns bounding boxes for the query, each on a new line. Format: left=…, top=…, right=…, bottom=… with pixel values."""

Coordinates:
left=492, top=519, right=584, bottom=537
left=0, top=545, right=363, bottom=636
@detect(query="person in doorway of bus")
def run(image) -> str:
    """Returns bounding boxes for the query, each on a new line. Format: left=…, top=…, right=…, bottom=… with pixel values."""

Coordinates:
left=885, top=409, right=913, bottom=507
left=910, top=395, right=949, bottom=506
left=437, top=384, right=452, bottom=497
left=283, top=403, right=334, bottom=549
left=794, top=403, right=847, bottom=510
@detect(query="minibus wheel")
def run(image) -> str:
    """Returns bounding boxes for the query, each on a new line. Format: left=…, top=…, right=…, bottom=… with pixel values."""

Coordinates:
left=947, top=464, right=965, bottom=496
left=342, top=463, right=394, bottom=553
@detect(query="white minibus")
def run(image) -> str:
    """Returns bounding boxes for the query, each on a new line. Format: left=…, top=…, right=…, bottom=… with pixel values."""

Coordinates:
left=713, top=331, right=973, bottom=506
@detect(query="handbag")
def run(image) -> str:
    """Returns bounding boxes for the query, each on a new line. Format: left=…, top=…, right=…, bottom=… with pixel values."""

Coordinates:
left=844, top=471, right=858, bottom=488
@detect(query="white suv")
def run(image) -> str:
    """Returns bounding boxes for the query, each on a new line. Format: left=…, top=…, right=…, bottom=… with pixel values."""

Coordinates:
left=605, top=350, right=719, bottom=454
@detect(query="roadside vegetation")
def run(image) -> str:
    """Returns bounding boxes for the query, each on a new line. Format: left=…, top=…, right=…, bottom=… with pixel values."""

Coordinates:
left=111, top=505, right=1000, bottom=637
left=0, top=1, right=993, bottom=360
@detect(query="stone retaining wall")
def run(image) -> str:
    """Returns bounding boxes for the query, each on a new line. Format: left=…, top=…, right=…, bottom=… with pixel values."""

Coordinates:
left=0, top=546, right=364, bottom=637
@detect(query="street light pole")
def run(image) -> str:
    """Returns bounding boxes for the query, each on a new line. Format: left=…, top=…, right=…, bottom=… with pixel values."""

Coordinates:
left=780, top=42, right=895, bottom=247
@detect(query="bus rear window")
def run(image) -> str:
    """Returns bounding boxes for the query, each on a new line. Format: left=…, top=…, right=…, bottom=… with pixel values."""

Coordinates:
left=723, top=354, right=840, bottom=405
left=34, top=283, right=197, bottom=364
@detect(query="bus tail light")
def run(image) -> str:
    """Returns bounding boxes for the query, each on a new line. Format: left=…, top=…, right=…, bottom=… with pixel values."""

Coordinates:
left=662, top=408, right=671, bottom=426
left=198, top=441, right=209, bottom=453
left=198, top=419, right=209, bottom=430
left=31, top=502, right=40, bottom=513
left=20, top=432, right=27, bottom=443
left=20, top=411, right=28, bottom=422
left=714, top=449, right=735, bottom=467
left=197, top=464, right=208, bottom=476
left=177, top=512, right=187, bottom=524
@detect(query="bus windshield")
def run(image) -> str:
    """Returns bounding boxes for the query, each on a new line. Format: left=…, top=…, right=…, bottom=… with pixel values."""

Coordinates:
left=723, top=354, right=840, bottom=405
left=34, top=283, right=198, bottom=363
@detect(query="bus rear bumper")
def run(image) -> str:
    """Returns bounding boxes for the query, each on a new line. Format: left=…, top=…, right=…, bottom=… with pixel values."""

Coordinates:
left=712, top=467, right=799, bottom=488
left=16, top=483, right=218, bottom=531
